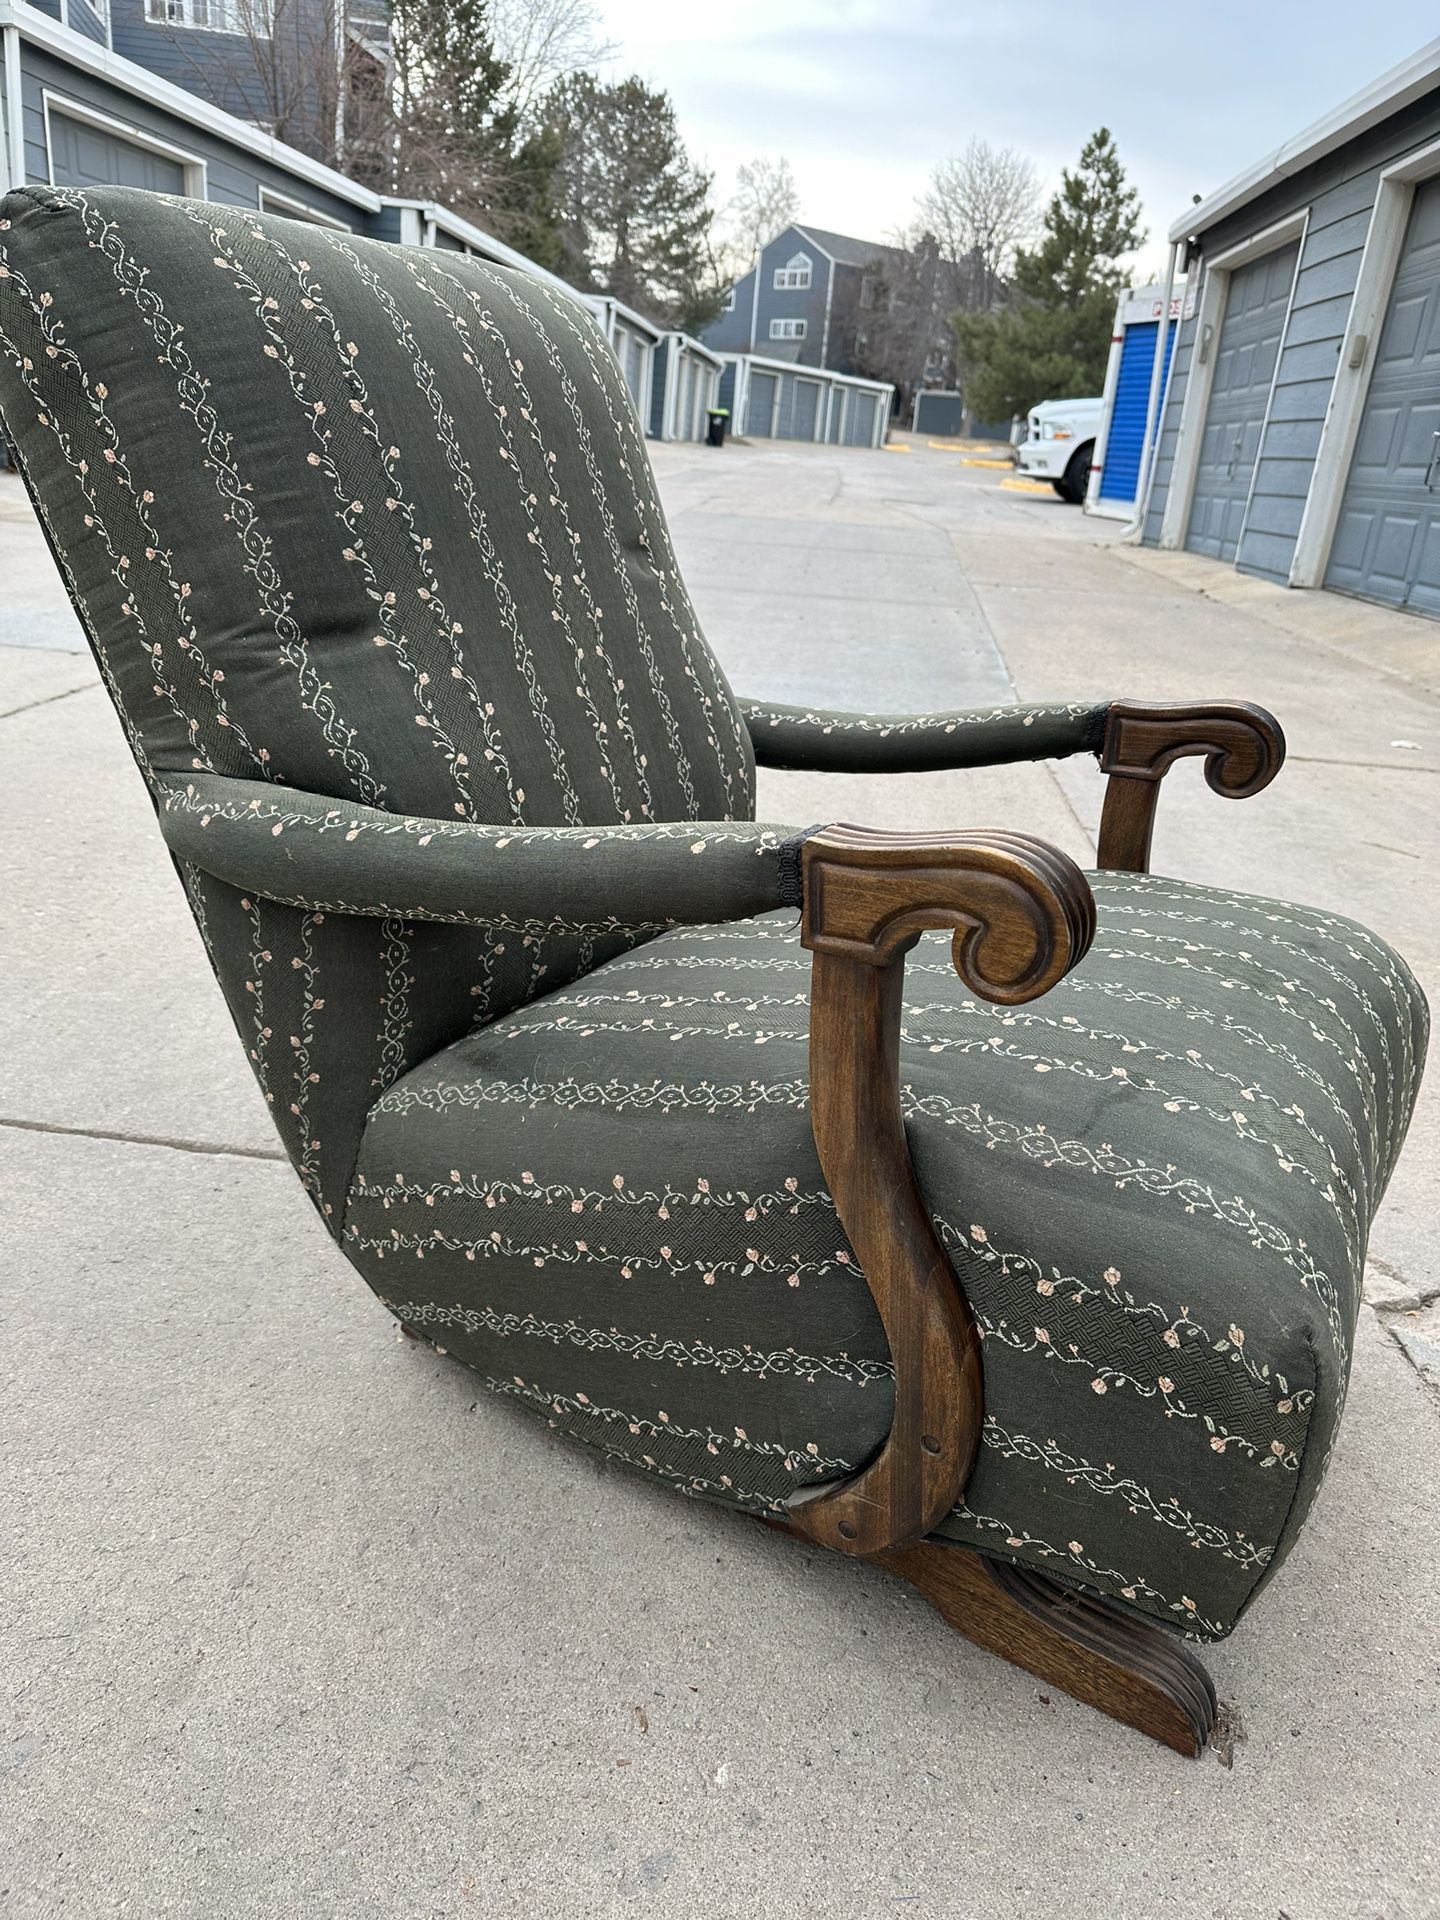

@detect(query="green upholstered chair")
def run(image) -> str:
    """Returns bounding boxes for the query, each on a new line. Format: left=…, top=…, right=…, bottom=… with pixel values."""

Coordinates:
left=1, top=185, right=1426, bottom=1756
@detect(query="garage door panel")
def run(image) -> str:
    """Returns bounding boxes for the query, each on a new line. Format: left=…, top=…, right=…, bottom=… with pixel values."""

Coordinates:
left=1379, top=290, right=1429, bottom=366
left=1186, top=240, right=1298, bottom=563
left=1326, top=174, right=1440, bottom=612
left=49, top=113, right=187, bottom=193
left=745, top=373, right=776, bottom=437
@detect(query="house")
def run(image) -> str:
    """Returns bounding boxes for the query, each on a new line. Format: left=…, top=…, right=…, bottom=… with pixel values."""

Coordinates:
left=702, top=222, right=963, bottom=399
left=1139, top=34, right=1440, bottom=619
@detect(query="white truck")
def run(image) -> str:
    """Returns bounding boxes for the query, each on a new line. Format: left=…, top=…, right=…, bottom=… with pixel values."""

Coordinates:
left=1014, top=395, right=1105, bottom=503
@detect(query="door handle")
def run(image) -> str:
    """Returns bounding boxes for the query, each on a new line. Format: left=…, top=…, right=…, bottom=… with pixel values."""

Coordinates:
left=1225, top=425, right=1244, bottom=481
left=1426, top=430, right=1440, bottom=491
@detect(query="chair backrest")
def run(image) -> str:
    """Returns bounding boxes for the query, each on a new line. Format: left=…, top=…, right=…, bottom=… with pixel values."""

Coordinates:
left=0, top=186, right=755, bottom=1226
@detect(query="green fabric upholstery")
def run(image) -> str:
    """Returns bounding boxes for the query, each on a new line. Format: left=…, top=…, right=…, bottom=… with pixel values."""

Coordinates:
left=157, top=773, right=806, bottom=934
left=0, top=184, right=755, bottom=1220
left=1, top=184, right=1426, bottom=1646
left=739, top=699, right=1110, bottom=772
left=347, top=878, right=1426, bottom=1640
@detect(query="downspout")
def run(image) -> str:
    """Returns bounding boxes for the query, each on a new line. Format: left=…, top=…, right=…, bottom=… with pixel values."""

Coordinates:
left=1121, top=238, right=1183, bottom=542
left=820, top=256, right=834, bottom=367
left=2, top=23, right=24, bottom=194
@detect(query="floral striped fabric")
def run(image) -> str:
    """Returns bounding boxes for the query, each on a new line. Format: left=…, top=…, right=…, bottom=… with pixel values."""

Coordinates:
left=347, top=880, right=1425, bottom=1639
left=0, top=186, right=1426, bottom=1641
left=0, top=184, right=757, bottom=1217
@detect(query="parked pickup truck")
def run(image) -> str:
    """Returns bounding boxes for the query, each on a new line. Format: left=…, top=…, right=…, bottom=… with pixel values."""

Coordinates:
left=1014, top=396, right=1104, bottom=503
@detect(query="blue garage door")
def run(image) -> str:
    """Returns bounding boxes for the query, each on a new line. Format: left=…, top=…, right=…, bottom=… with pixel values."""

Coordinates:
left=1099, top=319, right=1176, bottom=504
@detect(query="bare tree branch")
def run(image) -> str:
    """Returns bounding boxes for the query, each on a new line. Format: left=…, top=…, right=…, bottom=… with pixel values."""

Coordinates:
left=918, top=140, right=1042, bottom=309
left=488, top=0, right=615, bottom=124
left=713, top=154, right=801, bottom=284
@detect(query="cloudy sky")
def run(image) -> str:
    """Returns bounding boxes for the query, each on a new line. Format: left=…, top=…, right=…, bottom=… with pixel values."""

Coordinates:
left=594, top=2, right=1440, bottom=275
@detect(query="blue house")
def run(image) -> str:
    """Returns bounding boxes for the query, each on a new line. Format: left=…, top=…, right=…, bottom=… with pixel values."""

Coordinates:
left=702, top=222, right=959, bottom=395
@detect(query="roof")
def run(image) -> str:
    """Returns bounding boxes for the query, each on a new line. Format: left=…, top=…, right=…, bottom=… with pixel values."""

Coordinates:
left=792, top=224, right=911, bottom=269
left=1172, top=35, right=1440, bottom=243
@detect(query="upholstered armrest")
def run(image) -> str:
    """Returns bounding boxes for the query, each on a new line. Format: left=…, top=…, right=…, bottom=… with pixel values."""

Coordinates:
left=738, top=698, right=1110, bottom=772
left=156, top=772, right=811, bottom=936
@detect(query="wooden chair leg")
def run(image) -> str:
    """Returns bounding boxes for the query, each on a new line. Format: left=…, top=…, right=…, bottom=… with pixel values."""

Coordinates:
left=873, top=1537, right=1217, bottom=1757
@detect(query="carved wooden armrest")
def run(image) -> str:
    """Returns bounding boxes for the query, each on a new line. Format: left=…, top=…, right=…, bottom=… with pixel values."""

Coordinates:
left=787, top=825, right=1097, bottom=1558
left=1096, top=700, right=1286, bottom=873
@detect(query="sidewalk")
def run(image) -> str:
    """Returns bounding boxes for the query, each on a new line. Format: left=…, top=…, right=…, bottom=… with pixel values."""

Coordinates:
left=3, top=439, right=1438, bottom=1919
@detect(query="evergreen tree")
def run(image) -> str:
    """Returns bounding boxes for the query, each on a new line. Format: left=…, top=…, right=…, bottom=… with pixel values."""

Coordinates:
left=953, top=128, right=1145, bottom=422
left=543, top=73, right=720, bottom=329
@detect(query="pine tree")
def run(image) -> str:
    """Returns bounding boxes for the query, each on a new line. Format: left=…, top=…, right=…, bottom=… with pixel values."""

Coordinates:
left=954, top=128, right=1145, bottom=423
left=543, top=73, right=719, bottom=329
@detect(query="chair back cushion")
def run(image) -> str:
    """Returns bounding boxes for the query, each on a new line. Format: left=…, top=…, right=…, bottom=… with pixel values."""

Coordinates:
left=0, top=186, right=754, bottom=1221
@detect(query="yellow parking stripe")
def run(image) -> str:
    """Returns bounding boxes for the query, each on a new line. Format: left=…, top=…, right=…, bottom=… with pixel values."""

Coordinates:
left=960, top=457, right=1012, bottom=469
left=999, top=477, right=1055, bottom=495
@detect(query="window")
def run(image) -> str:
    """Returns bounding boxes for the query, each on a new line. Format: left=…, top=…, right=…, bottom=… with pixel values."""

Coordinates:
left=722, top=289, right=736, bottom=311
left=772, top=252, right=812, bottom=291
left=769, top=318, right=807, bottom=341
left=145, top=0, right=269, bottom=35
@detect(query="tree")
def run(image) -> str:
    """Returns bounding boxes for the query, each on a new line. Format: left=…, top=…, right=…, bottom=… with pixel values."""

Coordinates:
left=488, top=0, right=615, bottom=126
left=848, top=227, right=957, bottom=411
left=149, top=0, right=364, bottom=166
left=952, top=128, right=1145, bottom=424
left=917, top=139, right=1040, bottom=311
left=543, top=74, right=720, bottom=330
left=714, top=155, right=801, bottom=285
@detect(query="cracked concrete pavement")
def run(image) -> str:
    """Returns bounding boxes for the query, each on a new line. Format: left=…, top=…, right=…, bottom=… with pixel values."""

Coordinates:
left=2, top=437, right=1438, bottom=1918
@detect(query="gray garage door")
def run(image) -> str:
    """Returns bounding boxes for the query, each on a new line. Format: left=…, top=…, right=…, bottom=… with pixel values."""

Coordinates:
left=49, top=112, right=187, bottom=193
left=745, top=372, right=777, bottom=437
left=790, top=378, right=820, bottom=441
left=844, top=391, right=877, bottom=446
left=1326, top=177, right=1440, bottom=614
left=1186, top=240, right=1298, bottom=561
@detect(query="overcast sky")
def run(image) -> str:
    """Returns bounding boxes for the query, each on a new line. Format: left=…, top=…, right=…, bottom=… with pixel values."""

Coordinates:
left=594, top=2, right=1440, bottom=277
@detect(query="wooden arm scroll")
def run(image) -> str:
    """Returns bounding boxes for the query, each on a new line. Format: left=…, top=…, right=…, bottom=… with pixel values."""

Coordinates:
left=787, top=826, right=1097, bottom=1558
left=1097, top=700, right=1286, bottom=874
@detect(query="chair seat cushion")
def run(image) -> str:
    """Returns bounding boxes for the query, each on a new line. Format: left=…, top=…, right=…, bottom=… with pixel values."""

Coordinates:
left=344, top=872, right=1426, bottom=1639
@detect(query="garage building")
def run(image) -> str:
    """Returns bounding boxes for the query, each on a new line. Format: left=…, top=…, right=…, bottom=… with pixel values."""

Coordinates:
left=1142, top=36, right=1440, bottom=619
left=716, top=353, right=893, bottom=449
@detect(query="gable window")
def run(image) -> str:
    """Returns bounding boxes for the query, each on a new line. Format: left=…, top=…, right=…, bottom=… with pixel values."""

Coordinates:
left=722, top=288, right=736, bottom=311
left=773, top=252, right=812, bottom=291
left=146, top=0, right=269, bottom=34
left=769, top=318, right=807, bottom=341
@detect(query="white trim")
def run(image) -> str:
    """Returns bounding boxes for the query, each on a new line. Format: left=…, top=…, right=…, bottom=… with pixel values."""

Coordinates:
left=1158, top=211, right=1309, bottom=552
left=1290, top=134, right=1440, bottom=587
left=259, top=185, right=350, bottom=230
left=43, top=87, right=206, bottom=195
left=1170, top=35, right=1440, bottom=243
left=1, top=0, right=382, bottom=211
left=3, top=24, right=23, bottom=193
left=788, top=224, right=839, bottom=264
left=417, top=200, right=575, bottom=293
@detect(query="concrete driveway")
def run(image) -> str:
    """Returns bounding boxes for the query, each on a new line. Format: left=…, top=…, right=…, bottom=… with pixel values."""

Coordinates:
left=3, top=436, right=1438, bottom=1918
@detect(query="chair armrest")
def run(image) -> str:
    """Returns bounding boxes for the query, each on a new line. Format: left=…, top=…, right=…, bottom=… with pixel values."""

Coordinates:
left=1096, top=700, right=1286, bottom=873
left=156, top=772, right=810, bottom=936
left=739, top=698, right=1110, bottom=773
left=786, top=824, right=1097, bottom=1558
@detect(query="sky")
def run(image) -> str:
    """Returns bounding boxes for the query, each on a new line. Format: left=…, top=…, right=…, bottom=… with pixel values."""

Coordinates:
left=594, top=1, right=1440, bottom=279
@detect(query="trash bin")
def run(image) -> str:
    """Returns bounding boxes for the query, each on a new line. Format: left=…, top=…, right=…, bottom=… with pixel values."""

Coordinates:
left=705, top=407, right=729, bottom=448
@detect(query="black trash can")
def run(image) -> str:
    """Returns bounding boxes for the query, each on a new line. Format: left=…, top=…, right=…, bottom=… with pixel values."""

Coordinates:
left=705, top=407, right=729, bottom=447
